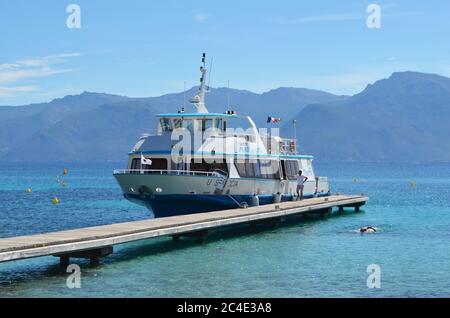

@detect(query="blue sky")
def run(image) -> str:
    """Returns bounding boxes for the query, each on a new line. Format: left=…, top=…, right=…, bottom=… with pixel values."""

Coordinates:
left=1, top=0, right=449, bottom=105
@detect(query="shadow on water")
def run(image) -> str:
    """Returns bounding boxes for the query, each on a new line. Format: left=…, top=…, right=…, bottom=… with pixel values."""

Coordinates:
left=0, top=207, right=365, bottom=290
left=97, top=207, right=366, bottom=264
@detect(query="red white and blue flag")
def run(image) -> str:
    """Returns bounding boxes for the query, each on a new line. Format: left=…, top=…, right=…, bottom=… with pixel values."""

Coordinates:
left=267, top=116, right=282, bottom=123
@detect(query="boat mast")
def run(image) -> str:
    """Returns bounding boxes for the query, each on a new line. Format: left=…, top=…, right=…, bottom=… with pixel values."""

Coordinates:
left=189, top=53, right=209, bottom=113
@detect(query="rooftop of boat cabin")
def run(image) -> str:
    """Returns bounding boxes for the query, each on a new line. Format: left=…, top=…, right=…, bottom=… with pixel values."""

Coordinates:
left=157, top=112, right=238, bottom=118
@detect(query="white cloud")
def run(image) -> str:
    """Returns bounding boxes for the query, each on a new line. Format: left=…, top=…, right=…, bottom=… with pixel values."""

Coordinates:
left=0, top=67, right=73, bottom=85
left=0, top=86, right=37, bottom=96
left=278, top=13, right=363, bottom=25
left=0, top=63, right=20, bottom=70
left=0, top=52, right=81, bottom=97
left=194, top=13, right=208, bottom=23
left=276, top=10, right=423, bottom=25
left=15, top=59, right=48, bottom=67
left=46, top=52, right=82, bottom=59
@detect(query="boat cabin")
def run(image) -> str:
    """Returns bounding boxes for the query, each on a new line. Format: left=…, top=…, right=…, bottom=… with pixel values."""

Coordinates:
left=156, top=112, right=237, bottom=135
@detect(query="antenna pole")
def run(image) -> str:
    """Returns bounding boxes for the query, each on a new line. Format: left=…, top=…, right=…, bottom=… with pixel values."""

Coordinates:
left=208, top=58, right=213, bottom=89
left=183, top=81, right=186, bottom=110
left=293, top=119, right=297, bottom=152
left=227, top=80, right=230, bottom=111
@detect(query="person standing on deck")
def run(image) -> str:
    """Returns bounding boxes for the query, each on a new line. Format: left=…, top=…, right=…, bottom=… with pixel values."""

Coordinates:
left=296, top=170, right=308, bottom=201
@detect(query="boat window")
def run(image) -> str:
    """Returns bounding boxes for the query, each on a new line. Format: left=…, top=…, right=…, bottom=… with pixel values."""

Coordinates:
left=253, top=160, right=262, bottom=178
left=245, top=160, right=255, bottom=177
left=173, top=118, right=182, bottom=129
left=234, top=159, right=279, bottom=179
left=191, top=159, right=209, bottom=172
left=280, top=160, right=287, bottom=180
left=270, top=160, right=281, bottom=179
left=149, top=158, right=168, bottom=170
left=286, top=161, right=292, bottom=178
left=234, top=160, right=247, bottom=177
left=260, top=159, right=280, bottom=179
left=130, top=158, right=151, bottom=173
left=182, top=119, right=193, bottom=131
left=210, top=161, right=228, bottom=174
left=259, top=159, right=270, bottom=179
left=194, top=119, right=202, bottom=131
left=130, top=158, right=141, bottom=172
left=214, top=118, right=223, bottom=130
left=190, top=159, right=228, bottom=174
left=284, top=160, right=299, bottom=180
left=202, top=119, right=213, bottom=131
left=130, top=158, right=167, bottom=173
left=160, top=118, right=172, bottom=132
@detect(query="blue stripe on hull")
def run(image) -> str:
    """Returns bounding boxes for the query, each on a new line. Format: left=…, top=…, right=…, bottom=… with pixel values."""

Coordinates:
left=125, top=192, right=329, bottom=218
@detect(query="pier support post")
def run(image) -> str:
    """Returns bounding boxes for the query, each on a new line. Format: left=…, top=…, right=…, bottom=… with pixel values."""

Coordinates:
left=339, top=206, right=344, bottom=213
left=173, top=230, right=208, bottom=243
left=54, top=246, right=113, bottom=267
left=270, top=217, right=281, bottom=228
left=319, top=207, right=332, bottom=218
left=60, top=256, right=70, bottom=268
left=90, top=257, right=99, bottom=267
left=355, top=205, right=360, bottom=212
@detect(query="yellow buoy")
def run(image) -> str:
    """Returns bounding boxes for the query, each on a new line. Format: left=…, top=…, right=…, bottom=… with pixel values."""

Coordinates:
left=52, top=196, right=59, bottom=204
left=411, top=180, right=416, bottom=188
left=26, top=188, right=32, bottom=193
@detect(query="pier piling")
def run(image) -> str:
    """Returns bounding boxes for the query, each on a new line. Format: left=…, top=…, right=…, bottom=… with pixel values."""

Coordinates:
left=54, top=246, right=113, bottom=267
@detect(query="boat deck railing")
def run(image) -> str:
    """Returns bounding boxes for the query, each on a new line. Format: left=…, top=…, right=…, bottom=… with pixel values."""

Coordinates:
left=113, top=169, right=226, bottom=177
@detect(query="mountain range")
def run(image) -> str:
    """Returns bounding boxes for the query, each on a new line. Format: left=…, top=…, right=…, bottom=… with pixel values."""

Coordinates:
left=286, top=71, right=450, bottom=162
left=1, top=71, right=449, bottom=162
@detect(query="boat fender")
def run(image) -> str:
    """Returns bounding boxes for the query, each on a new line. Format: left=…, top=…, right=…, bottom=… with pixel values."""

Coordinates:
left=240, top=202, right=248, bottom=209
left=251, top=195, right=260, bottom=206
left=273, top=192, right=281, bottom=203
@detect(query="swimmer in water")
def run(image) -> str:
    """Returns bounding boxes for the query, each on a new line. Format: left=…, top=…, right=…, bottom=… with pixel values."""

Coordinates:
left=360, top=226, right=377, bottom=233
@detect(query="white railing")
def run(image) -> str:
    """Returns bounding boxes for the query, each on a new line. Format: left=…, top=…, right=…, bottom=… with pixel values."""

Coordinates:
left=113, top=169, right=225, bottom=177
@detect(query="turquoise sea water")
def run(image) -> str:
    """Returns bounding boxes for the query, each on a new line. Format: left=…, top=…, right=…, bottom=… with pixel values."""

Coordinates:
left=0, top=162, right=449, bottom=297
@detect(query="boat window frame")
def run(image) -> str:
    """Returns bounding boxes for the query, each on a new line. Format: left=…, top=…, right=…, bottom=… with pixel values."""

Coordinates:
left=284, top=160, right=299, bottom=180
left=130, top=157, right=168, bottom=173
left=159, top=117, right=173, bottom=132
left=234, top=158, right=280, bottom=179
left=202, top=118, right=213, bottom=131
left=214, top=118, right=223, bottom=131
left=173, top=118, right=183, bottom=129
left=244, top=160, right=255, bottom=178
left=182, top=118, right=193, bottom=131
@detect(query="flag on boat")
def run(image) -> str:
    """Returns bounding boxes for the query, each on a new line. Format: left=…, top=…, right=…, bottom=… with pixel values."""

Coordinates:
left=267, top=116, right=282, bottom=123
left=140, top=155, right=152, bottom=166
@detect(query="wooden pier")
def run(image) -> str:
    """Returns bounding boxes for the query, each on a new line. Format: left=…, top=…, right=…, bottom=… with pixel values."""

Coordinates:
left=0, top=194, right=367, bottom=266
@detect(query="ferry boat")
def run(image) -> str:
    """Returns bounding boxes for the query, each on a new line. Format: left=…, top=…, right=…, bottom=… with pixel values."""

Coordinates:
left=113, top=54, right=330, bottom=218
